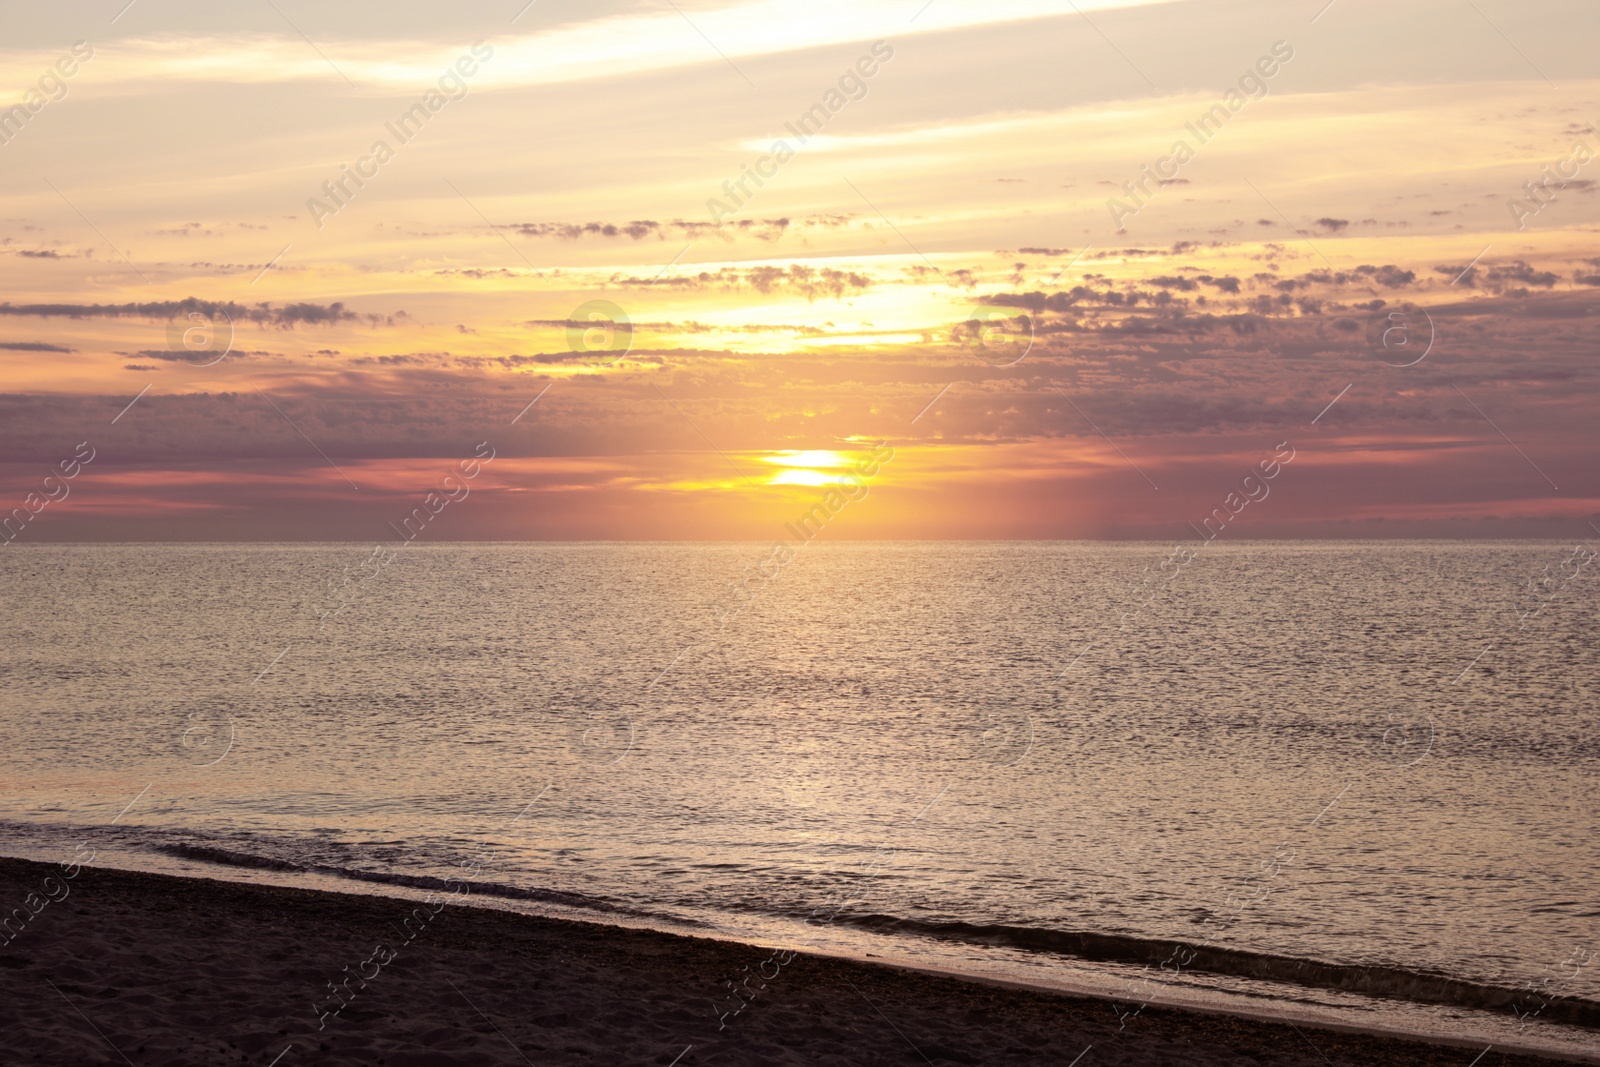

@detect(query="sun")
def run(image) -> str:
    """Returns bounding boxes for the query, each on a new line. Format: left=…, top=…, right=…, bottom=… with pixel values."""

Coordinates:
left=759, top=449, right=858, bottom=487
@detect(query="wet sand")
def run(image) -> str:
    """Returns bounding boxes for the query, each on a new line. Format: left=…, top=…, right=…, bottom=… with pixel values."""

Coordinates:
left=0, top=856, right=1584, bottom=1066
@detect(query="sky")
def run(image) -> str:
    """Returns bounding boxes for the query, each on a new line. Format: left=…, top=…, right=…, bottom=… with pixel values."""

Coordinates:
left=1, top=0, right=1597, bottom=541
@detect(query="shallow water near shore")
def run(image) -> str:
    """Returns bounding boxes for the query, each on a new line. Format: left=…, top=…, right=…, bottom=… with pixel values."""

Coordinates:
left=1, top=541, right=1596, bottom=1056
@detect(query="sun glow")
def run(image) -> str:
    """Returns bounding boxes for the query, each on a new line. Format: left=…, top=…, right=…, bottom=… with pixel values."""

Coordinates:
left=760, top=450, right=852, bottom=468
left=759, top=450, right=860, bottom=487
left=766, top=469, right=850, bottom=486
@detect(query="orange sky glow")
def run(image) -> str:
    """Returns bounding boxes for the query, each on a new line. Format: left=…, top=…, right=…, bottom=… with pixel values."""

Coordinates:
left=2, top=0, right=1597, bottom=540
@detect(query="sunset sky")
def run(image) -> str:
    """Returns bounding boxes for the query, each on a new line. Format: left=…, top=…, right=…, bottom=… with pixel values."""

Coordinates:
left=2, top=0, right=1597, bottom=540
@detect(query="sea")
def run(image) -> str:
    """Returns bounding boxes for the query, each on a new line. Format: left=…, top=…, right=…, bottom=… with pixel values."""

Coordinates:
left=1, top=541, right=1596, bottom=1058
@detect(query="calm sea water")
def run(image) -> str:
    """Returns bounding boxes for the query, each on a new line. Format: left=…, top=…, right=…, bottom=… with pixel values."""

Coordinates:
left=1, top=542, right=1596, bottom=1051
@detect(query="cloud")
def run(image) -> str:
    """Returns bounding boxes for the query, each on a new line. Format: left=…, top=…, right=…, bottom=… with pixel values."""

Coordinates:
left=0, top=299, right=395, bottom=327
left=607, top=264, right=872, bottom=300
left=0, top=0, right=1170, bottom=94
left=0, top=341, right=73, bottom=352
left=506, top=216, right=858, bottom=243
left=513, top=220, right=670, bottom=240
left=122, top=348, right=285, bottom=362
left=1433, top=260, right=1559, bottom=293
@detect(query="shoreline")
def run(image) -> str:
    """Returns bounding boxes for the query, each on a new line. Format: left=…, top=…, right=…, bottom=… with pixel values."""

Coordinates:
left=2, top=855, right=1594, bottom=1066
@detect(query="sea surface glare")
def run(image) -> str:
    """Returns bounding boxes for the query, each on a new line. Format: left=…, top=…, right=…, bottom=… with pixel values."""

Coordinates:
left=0, top=541, right=1595, bottom=1053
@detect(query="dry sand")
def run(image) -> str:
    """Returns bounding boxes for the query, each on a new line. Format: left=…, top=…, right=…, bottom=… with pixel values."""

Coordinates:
left=0, top=856, right=1585, bottom=1066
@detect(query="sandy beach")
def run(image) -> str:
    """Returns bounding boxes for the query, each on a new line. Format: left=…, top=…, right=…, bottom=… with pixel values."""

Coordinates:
left=0, top=856, right=1587, bottom=1067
